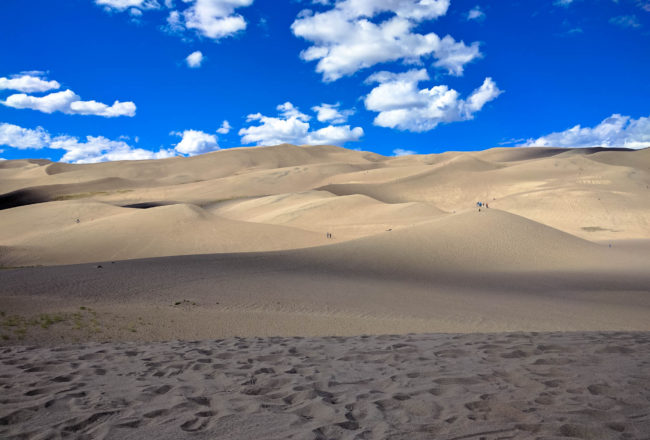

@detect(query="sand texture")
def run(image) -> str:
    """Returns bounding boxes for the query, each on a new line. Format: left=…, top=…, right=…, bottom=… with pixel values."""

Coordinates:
left=1, top=332, right=649, bottom=440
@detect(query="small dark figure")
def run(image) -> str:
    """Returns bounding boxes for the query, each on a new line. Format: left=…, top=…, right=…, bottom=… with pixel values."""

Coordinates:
left=76, top=218, right=80, bottom=223
left=485, top=203, right=489, bottom=208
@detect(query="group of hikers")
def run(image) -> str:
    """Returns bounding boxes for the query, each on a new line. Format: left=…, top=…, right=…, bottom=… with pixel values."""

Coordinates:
left=477, top=201, right=489, bottom=211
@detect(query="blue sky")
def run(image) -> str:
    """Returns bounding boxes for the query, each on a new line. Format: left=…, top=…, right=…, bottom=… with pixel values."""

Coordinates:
left=1, top=0, right=649, bottom=163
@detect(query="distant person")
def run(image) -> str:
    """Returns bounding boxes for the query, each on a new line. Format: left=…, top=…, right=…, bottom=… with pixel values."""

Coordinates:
left=485, top=203, right=489, bottom=209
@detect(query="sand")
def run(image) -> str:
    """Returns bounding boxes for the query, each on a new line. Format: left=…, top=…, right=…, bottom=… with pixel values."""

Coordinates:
left=1, top=145, right=649, bottom=267
left=0, top=145, right=649, bottom=438
left=1, top=332, right=649, bottom=439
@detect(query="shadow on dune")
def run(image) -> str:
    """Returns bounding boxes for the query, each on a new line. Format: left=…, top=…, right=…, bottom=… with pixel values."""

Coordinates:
left=122, top=201, right=178, bottom=209
left=0, top=188, right=51, bottom=210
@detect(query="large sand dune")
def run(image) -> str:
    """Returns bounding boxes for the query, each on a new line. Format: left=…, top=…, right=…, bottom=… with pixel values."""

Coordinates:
left=1, top=144, right=649, bottom=267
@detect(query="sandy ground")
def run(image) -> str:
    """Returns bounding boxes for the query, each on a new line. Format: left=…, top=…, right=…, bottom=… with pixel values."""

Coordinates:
left=1, top=332, right=649, bottom=439
left=0, top=145, right=649, bottom=438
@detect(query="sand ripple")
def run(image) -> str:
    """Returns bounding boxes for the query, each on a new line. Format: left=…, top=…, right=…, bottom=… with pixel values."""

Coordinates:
left=1, top=332, right=649, bottom=439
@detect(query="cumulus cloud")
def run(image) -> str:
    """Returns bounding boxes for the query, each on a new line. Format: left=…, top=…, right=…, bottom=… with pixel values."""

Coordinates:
left=521, top=114, right=650, bottom=149
left=312, top=103, right=354, bottom=123
left=239, top=101, right=363, bottom=146
left=216, top=120, right=232, bottom=134
left=172, top=129, right=220, bottom=155
left=467, top=6, right=485, bottom=21
left=0, top=122, right=175, bottom=163
left=364, top=69, right=502, bottom=132
left=0, top=122, right=51, bottom=149
left=291, top=0, right=481, bottom=81
left=2, top=89, right=136, bottom=117
left=186, top=50, right=204, bottom=67
left=181, top=0, right=254, bottom=39
left=0, top=72, right=60, bottom=93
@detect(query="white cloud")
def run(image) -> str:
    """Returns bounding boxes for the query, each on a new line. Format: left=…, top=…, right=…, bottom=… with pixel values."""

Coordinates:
left=182, top=0, right=254, bottom=40
left=276, top=101, right=311, bottom=121
left=364, top=69, right=502, bottom=132
left=609, top=15, right=641, bottom=28
left=393, top=148, right=416, bottom=156
left=2, top=89, right=136, bottom=117
left=99, top=0, right=254, bottom=41
left=53, top=136, right=175, bottom=163
left=467, top=6, right=485, bottom=21
left=216, top=120, right=232, bottom=134
left=186, top=50, right=204, bottom=67
left=521, top=114, right=650, bottom=149
left=95, top=0, right=160, bottom=12
left=166, top=10, right=185, bottom=33
left=0, top=122, right=175, bottom=163
left=239, top=101, right=363, bottom=146
left=312, top=103, right=354, bottom=123
left=291, top=0, right=481, bottom=81
left=0, top=122, right=51, bottom=149
left=554, top=0, right=574, bottom=7
left=306, top=124, right=364, bottom=145
left=0, top=73, right=60, bottom=93
left=172, top=129, right=220, bottom=155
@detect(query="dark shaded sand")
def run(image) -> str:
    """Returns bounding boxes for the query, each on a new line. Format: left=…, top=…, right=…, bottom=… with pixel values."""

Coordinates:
left=1, top=332, right=649, bottom=439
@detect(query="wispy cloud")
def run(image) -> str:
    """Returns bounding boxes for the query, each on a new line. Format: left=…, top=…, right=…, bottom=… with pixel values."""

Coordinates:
left=609, top=15, right=642, bottom=29
left=467, top=6, right=485, bottom=21
left=393, top=148, right=416, bottom=156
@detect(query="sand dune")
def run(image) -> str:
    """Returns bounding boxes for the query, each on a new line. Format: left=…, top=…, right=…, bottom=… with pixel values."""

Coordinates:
left=0, top=200, right=326, bottom=266
left=1, top=145, right=649, bottom=439
left=2, top=145, right=649, bottom=266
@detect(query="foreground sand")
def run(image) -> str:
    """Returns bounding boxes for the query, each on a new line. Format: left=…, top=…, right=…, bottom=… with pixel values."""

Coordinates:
left=1, top=332, right=648, bottom=440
